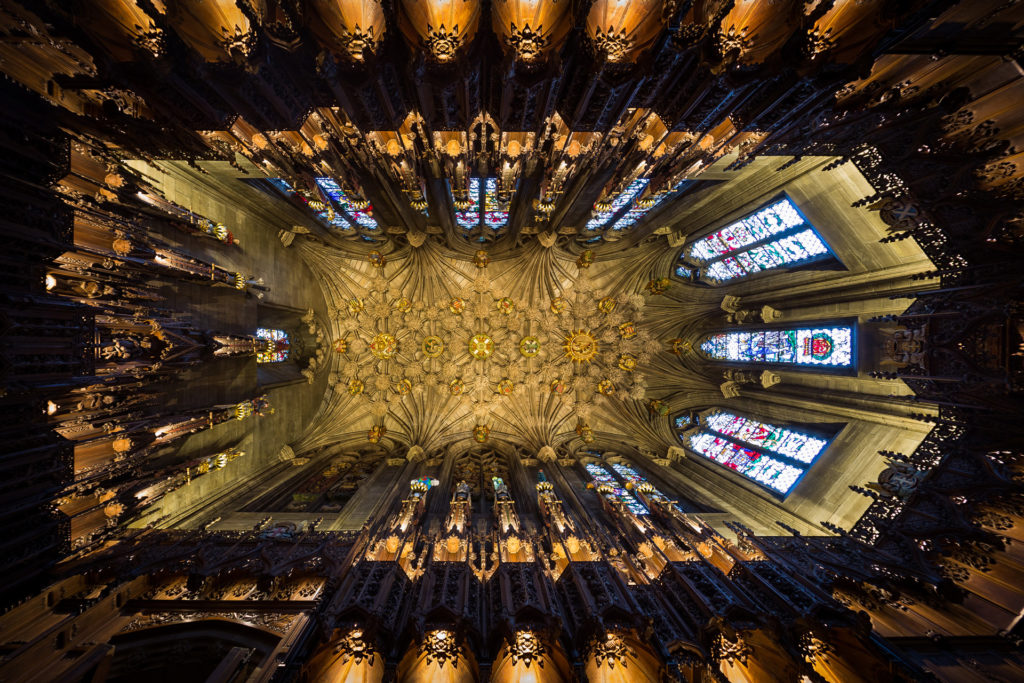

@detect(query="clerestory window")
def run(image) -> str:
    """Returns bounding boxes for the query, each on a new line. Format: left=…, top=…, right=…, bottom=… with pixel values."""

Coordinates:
left=680, top=410, right=834, bottom=496
left=684, top=195, right=836, bottom=283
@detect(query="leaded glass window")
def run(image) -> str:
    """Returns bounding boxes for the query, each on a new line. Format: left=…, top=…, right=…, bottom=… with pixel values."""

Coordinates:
left=266, top=178, right=354, bottom=231
left=682, top=411, right=832, bottom=495
left=454, top=177, right=510, bottom=237
left=586, top=179, right=648, bottom=230
left=316, top=177, right=379, bottom=230
left=610, top=462, right=682, bottom=514
left=455, top=177, right=481, bottom=230
left=482, top=177, right=509, bottom=230
left=685, top=196, right=835, bottom=282
left=584, top=463, right=647, bottom=516
left=703, top=412, right=828, bottom=464
left=701, top=326, right=854, bottom=368
left=256, top=328, right=289, bottom=363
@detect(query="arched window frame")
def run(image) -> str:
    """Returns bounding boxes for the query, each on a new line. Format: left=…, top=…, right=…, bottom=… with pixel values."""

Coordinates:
left=675, top=408, right=838, bottom=498
left=452, top=176, right=512, bottom=242
left=583, top=462, right=648, bottom=516
left=680, top=193, right=841, bottom=284
left=255, top=327, right=289, bottom=364
left=257, top=177, right=383, bottom=243
left=699, top=320, right=858, bottom=374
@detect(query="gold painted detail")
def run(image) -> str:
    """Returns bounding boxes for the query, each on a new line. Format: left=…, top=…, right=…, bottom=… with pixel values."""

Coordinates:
left=422, top=335, right=444, bottom=358
left=469, top=334, right=494, bottom=359
left=507, top=23, right=548, bottom=62
left=576, top=420, right=595, bottom=443
left=423, top=24, right=462, bottom=63
left=368, top=424, right=386, bottom=443
left=370, top=333, right=397, bottom=360
left=508, top=630, right=548, bottom=666
left=590, top=27, right=632, bottom=62
left=519, top=336, right=540, bottom=357
left=564, top=330, right=599, bottom=363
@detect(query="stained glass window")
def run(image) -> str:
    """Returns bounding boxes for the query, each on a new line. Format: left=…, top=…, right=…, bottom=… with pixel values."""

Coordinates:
left=586, top=179, right=649, bottom=230
left=315, top=177, right=379, bottom=230
left=701, top=326, right=854, bottom=368
left=703, top=412, right=828, bottom=464
left=585, top=463, right=647, bottom=516
left=267, top=178, right=354, bottom=231
left=483, top=177, right=510, bottom=230
left=455, top=177, right=481, bottom=230
left=454, top=177, right=510, bottom=233
left=685, top=196, right=835, bottom=282
left=610, top=462, right=682, bottom=513
left=256, top=328, right=289, bottom=363
left=682, top=410, right=832, bottom=495
left=610, top=463, right=643, bottom=486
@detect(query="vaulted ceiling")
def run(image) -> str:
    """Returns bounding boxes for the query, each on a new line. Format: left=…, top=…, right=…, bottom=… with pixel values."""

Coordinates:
left=2, top=0, right=1020, bottom=538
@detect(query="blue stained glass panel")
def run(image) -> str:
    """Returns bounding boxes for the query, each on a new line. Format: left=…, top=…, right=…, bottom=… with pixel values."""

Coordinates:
left=268, top=178, right=353, bottom=230
left=587, top=179, right=649, bottom=231
left=256, top=328, right=289, bottom=363
left=610, top=463, right=643, bottom=485
left=483, top=178, right=509, bottom=230
left=688, top=432, right=803, bottom=494
left=316, top=177, right=379, bottom=230
left=455, top=178, right=481, bottom=229
left=684, top=197, right=835, bottom=283
left=701, top=326, right=853, bottom=368
left=585, top=463, right=647, bottom=515
left=703, top=412, right=828, bottom=465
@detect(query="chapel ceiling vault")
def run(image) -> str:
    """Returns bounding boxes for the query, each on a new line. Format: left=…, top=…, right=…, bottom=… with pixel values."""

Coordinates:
left=295, top=237, right=697, bottom=459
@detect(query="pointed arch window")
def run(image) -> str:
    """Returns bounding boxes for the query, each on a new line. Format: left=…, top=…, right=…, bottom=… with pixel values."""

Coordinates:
left=255, top=328, right=289, bottom=363
left=586, top=179, right=648, bottom=231
left=316, top=177, right=379, bottom=230
left=680, top=411, right=833, bottom=496
left=701, top=325, right=854, bottom=368
left=584, top=463, right=647, bottom=516
left=454, top=177, right=511, bottom=237
left=684, top=195, right=837, bottom=282
left=609, top=462, right=682, bottom=514
left=264, top=177, right=355, bottom=231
